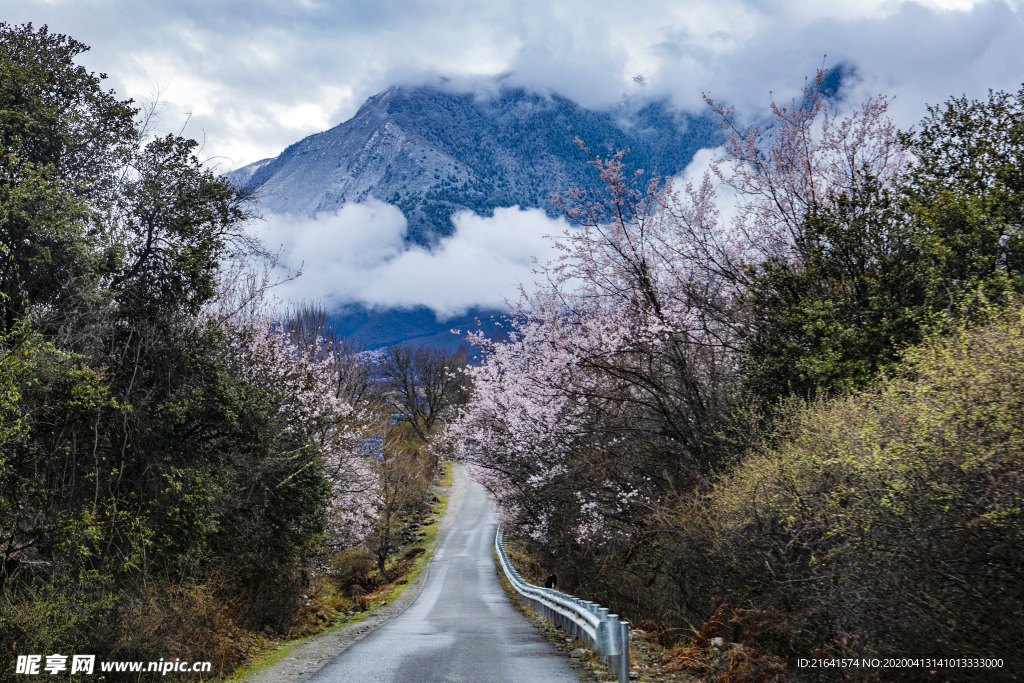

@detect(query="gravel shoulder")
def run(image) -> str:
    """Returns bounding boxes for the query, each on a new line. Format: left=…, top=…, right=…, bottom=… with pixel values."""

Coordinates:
left=238, top=463, right=469, bottom=683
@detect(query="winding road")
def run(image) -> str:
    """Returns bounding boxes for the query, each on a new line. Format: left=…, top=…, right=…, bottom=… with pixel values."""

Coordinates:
left=304, top=473, right=579, bottom=683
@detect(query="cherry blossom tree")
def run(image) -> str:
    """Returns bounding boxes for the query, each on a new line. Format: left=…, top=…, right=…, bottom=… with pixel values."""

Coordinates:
left=450, top=71, right=906, bottom=548
left=207, top=259, right=384, bottom=556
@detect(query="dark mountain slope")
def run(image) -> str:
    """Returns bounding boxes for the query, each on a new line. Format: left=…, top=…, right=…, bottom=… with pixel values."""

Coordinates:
left=329, top=304, right=506, bottom=354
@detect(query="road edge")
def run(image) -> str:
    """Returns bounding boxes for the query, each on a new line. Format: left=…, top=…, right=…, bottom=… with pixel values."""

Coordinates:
left=236, top=462, right=469, bottom=683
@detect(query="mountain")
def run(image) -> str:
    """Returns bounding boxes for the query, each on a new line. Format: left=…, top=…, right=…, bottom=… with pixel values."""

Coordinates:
left=227, top=75, right=859, bottom=350
left=229, top=84, right=722, bottom=245
left=329, top=304, right=507, bottom=355
left=229, top=83, right=726, bottom=349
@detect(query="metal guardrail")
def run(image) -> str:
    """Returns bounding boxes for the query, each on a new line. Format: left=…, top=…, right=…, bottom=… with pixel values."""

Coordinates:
left=495, top=528, right=630, bottom=683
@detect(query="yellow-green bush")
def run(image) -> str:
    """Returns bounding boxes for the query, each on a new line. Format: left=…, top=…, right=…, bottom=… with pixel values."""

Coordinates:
left=706, top=302, right=1024, bottom=677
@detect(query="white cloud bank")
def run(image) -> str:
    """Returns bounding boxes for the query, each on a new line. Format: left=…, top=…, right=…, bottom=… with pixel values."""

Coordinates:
left=251, top=201, right=567, bottom=317
left=252, top=144, right=730, bottom=316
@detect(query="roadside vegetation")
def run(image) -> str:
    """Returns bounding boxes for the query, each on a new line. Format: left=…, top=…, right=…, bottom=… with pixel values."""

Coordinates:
left=4, top=18, right=1022, bottom=683
left=225, top=462, right=454, bottom=683
left=452, top=72, right=1024, bottom=681
left=0, top=24, right=467, bottom=681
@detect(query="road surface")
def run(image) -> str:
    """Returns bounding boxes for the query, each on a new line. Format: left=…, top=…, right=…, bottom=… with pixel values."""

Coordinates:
left=306, top=474, right=579, bottom=683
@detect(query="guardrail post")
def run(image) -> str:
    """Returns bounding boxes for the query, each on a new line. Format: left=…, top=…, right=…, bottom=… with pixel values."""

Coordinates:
left=579, top=602, right=593, bottom=649
left=607, top=613, right=621, bottom=675
left=495, top=528, right=629, bottom=680
left=570, top=599, right=580, bottom=641
left=607, top=614, right=620, bottom=652
left=596, top=608, right=610, bottom=662
left=618, top=621, right=630, bottom=683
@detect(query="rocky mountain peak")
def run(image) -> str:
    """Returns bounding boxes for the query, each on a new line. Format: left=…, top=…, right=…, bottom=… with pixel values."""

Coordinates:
left=228, top=84, right=722, bottom=245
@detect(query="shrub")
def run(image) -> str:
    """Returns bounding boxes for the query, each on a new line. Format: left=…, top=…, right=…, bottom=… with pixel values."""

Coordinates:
left=706, top=301, right=1024, bottom=678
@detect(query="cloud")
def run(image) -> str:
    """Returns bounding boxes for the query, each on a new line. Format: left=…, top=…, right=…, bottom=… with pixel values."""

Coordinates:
left=4, top=0, right=1023, bottom=169
left=650, top=0, right=1024, bottom=128
left=252, top=201, right=566, bottom=317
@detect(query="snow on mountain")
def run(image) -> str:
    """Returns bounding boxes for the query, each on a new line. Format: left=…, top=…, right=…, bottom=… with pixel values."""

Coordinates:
left=228, top=84, right=722, bottom=246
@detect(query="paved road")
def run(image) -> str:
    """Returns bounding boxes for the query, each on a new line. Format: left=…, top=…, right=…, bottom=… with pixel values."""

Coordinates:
left=307, top=476, right=579, bottom=683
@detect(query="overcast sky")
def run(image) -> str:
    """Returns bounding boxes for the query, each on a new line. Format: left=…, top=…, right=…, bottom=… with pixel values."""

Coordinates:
left=7, top=0, right=1023, bottom=169
left=6, top=0, right=1024, bottom=315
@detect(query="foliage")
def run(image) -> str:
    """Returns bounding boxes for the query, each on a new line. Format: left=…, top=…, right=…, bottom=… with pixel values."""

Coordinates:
left=699, top=301, right=1024, bottom=676
left=901, top=86, right=1024, bottom=307
left=0, top=24, right=436, bottom=677
left=454, top=71, right=1024, bottom=677
left=709, top=82, right=918, bottom=399
left=379, top=344, right=470, bottom=443
left=0, top=22, right=136, bottom=330
left=735, top=81, right=1024, bottom=402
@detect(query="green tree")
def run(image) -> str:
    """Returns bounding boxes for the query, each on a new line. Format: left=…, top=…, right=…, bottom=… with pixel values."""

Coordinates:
left=901, top=86, right=1024, bottom=306
left=0, top=25, right=328, bottom=663
left=742, top=86, right=1024, bottom=404
left=110, top=133, right=255, bottom=319
left=0, top=23, right=136, bottom=331
left=709, top=302, right=1024, bottom=672
left=742, top=176, right=927, bottom=400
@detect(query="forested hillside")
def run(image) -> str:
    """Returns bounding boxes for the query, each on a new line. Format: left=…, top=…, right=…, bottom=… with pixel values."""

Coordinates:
left=452, top=74, right=1024, bottom=681
left=0, top=24, right=470, bottom=679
